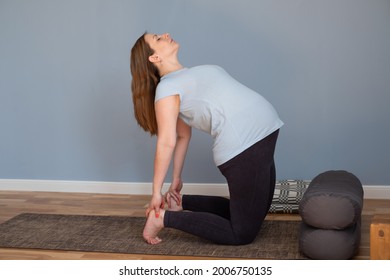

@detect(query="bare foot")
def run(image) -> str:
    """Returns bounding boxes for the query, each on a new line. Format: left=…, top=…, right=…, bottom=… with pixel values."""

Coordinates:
left=143, top=209, right=165, bottom=245
left=166, top=193, right=183, bottom=211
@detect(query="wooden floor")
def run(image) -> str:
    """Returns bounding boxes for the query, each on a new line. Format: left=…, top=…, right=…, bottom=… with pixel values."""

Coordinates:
left=0, top=191, right=389, bottom=260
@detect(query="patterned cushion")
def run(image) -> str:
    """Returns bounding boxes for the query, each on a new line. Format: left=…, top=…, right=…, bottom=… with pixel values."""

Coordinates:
left=268, top=180, right=310, bottom=214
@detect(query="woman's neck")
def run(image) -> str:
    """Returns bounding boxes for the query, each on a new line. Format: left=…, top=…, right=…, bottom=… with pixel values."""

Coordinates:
left=158, top=60, right=183, bottom=77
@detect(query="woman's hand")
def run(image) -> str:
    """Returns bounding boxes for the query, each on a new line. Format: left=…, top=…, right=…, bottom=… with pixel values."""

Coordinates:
left=146, top=192, right=164, bottom=218
left=164, top=178, right=183, bottom=208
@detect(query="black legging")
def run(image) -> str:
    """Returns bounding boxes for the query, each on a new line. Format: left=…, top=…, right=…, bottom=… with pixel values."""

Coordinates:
left=164, top=129, right=279, bottom=245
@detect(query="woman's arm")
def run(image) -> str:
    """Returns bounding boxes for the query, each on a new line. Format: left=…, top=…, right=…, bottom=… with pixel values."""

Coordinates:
left=147, top=95, right=180, bottom=217
left=167, top=117, right=191, bottom=206
left=172, top=118, right=192, bottom=185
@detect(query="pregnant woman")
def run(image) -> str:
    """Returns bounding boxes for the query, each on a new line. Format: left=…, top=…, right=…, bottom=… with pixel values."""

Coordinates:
left=130, top=32, right=283, bottom=245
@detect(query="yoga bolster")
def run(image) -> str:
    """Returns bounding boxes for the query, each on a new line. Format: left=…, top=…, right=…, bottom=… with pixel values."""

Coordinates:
left=299, top=170, right=363, bottom=229
left=299, top=218, right=361, bottom=259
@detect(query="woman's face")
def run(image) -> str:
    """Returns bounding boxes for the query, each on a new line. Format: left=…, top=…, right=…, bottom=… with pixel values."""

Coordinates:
left=144, top=33, right=179, bottom=63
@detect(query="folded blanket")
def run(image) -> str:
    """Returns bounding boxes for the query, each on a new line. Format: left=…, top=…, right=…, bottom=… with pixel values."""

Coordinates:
left=269, top=180, right=310, bottom=214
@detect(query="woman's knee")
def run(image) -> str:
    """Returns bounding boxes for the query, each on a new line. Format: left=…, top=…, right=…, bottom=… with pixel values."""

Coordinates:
left=232, top=225, right=261, bottom=245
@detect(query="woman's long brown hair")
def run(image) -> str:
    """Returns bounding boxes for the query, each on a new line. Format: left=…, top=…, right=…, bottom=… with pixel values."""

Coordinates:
left=130, top=32, right=160, bottom=135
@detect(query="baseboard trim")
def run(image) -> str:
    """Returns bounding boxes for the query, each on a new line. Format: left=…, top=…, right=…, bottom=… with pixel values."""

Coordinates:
left=0, top=179, right=389, bottom=199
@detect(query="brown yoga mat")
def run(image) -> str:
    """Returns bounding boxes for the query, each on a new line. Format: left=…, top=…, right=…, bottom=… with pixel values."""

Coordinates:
left=0, top=213, right=306, bottom=259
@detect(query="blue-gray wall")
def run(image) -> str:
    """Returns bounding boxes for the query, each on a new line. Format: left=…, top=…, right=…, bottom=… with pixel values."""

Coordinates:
left=1, top=0, right=389, bottom=185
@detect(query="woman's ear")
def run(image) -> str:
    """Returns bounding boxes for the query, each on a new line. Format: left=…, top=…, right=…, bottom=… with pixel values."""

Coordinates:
left=148, top=54, right=161, bottom=64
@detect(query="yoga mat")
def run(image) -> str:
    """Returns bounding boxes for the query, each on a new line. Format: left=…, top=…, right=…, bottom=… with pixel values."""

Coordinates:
left=0, top=213, right=306, bottom=259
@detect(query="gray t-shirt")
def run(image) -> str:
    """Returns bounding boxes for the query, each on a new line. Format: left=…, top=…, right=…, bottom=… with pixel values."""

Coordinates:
left=155, top=65, right=284, bottom=166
